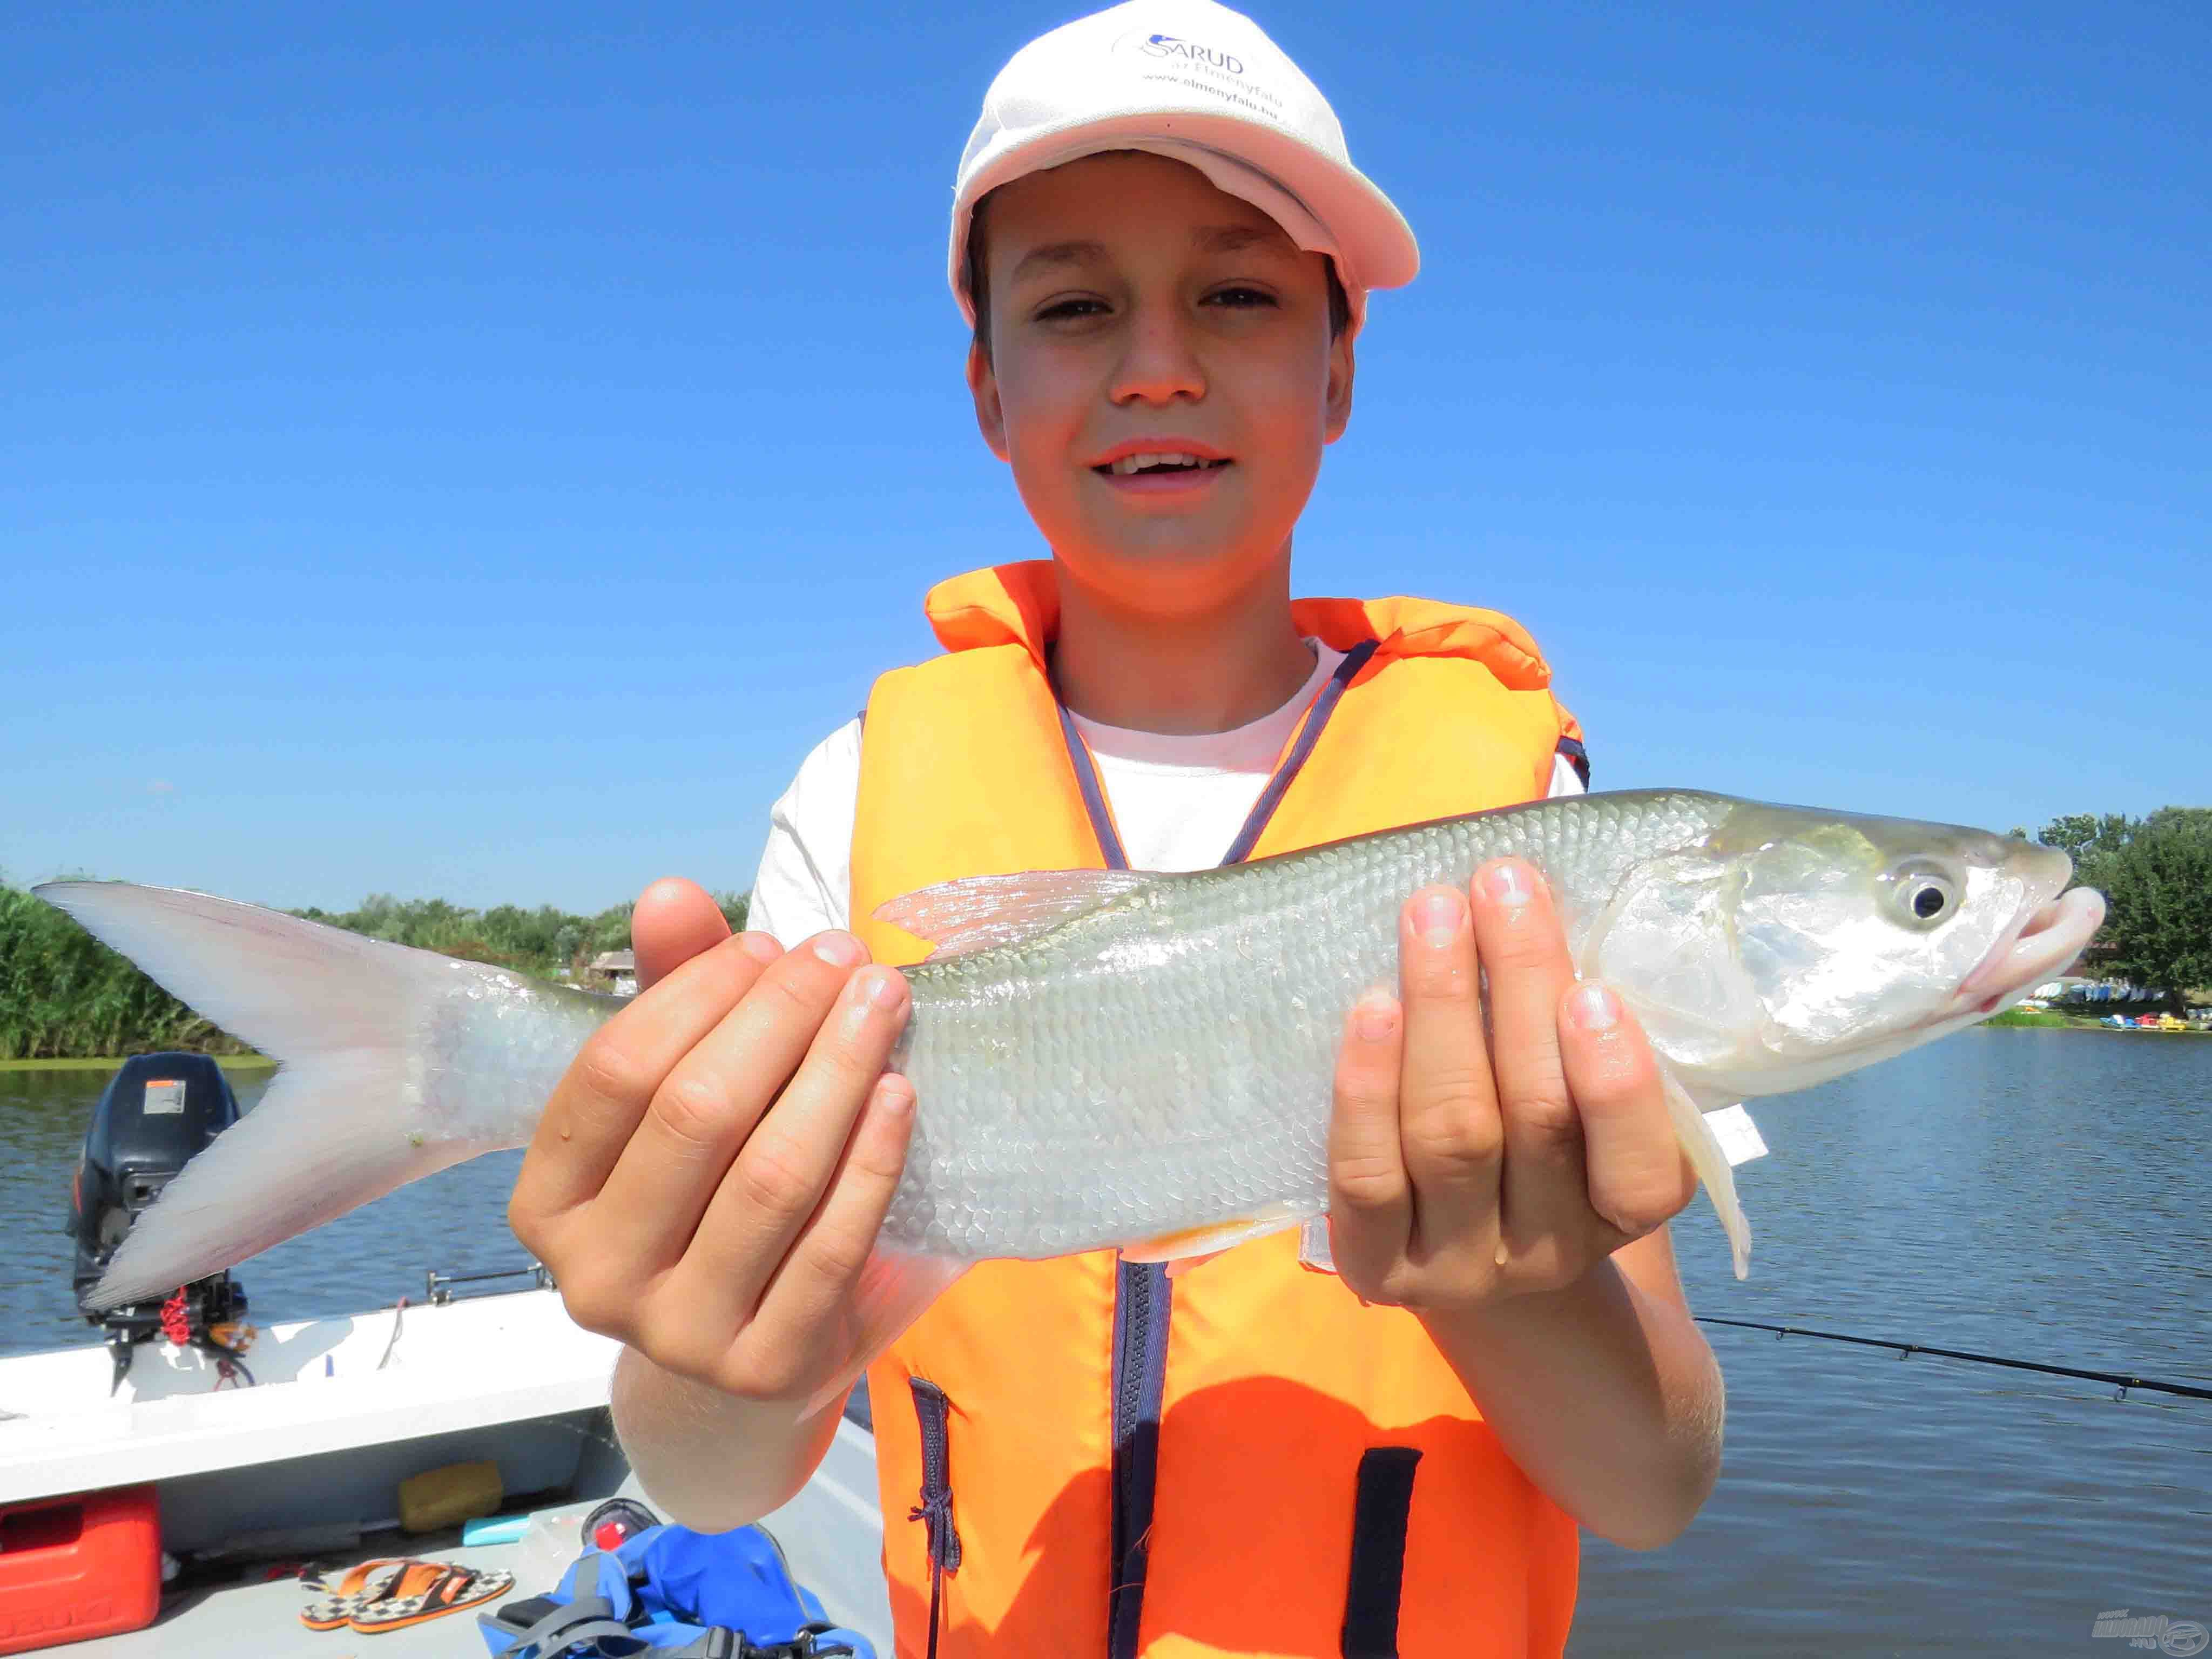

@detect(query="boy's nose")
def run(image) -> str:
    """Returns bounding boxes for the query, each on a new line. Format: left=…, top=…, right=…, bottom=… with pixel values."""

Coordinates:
left=1109, top=309, right=1206, bottom=406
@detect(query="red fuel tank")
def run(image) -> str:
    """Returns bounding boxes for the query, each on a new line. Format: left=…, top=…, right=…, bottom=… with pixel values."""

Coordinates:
left=0, top=1485, right=161, bottom=1653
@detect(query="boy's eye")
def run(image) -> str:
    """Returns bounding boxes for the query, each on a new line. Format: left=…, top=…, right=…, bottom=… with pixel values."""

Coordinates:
left=1206, top=286, right=1278, bottom=308
left=1036, top=298, right=1108, bottom=321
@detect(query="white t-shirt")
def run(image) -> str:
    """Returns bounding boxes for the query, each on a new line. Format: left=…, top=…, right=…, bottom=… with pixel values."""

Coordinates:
left=747, top=642, right=1586, bottom=947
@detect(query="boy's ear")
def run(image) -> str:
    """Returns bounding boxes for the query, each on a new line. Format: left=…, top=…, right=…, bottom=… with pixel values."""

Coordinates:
left=1323, top=323, right=1357, bottom=445
left=967, top=341, right=1011, bottom=463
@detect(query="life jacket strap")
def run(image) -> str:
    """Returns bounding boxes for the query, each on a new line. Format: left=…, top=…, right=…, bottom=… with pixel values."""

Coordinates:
left=906, top=1377, right=961, bottom=1659
left=1340, top=1446, right=1423, bottom=1659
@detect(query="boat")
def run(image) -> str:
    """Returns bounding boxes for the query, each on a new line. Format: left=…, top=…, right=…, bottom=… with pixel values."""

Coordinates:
left=0, top=1281, right=892, bottom=1654
left=2, top=1053, right=892, bottom=1654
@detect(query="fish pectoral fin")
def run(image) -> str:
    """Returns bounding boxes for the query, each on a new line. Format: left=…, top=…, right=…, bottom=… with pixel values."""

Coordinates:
left=1117, top=1204, right=1311, bottom=1264
left=1657, top=1064, right=1757, bottom=1282
left=873, top=869, right=1159, bottom=959
left=801, top=1250, right=970, bottom=1420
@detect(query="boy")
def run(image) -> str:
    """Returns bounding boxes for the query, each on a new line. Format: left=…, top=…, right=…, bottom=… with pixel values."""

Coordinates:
left=510, top=4, right=1723, bottom=1654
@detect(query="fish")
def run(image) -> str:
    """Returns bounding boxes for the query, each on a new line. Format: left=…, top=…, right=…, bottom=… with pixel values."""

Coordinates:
left=39, top=788, right=2101, bottom=1377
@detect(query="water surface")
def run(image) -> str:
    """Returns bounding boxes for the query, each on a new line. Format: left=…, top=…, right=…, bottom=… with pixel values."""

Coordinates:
left=5, top=1029, right=2206, bottom=1653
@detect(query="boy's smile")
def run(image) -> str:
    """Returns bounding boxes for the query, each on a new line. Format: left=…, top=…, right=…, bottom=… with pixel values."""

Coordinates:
left=1088, top=436, right=1233, bottom=495
left=968, top=150, right=1353, bottom=620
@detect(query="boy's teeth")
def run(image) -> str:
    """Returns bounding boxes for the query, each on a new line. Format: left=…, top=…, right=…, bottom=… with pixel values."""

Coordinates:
left=1108, top=452, right=1216, bottom=475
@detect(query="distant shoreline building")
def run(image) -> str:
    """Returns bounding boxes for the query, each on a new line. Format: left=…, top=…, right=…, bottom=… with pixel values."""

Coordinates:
left=586, top=949, right=637, bottom=997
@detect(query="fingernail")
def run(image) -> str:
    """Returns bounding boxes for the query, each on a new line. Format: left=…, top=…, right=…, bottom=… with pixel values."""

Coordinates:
left=874, top=1075, right=915, bottom=1119
left=738, top=932, right=781, bottom=964
left=1480, top=860, right=1533, bottom=911
left=1573, top=982, right=1620, bottom=1031
left=842, top=973, right=904, bottom=1040
left=1353, top=991, right=1399, bottom=1043
left=812, top=932, right=865, bottom=967
left=1416, top=889, right=1464, bottom=947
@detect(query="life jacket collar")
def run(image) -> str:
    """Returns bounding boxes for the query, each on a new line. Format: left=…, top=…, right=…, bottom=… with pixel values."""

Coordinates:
left=922, top=561, right=1554, bottom=692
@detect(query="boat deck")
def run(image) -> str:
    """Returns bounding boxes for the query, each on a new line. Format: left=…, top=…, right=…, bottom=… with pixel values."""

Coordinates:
left=77, top=1418, right=892, bottom=1656
left=1, top=1290, right=623, bottom=1519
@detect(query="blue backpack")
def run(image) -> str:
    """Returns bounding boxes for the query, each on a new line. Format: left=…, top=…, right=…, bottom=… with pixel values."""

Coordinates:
left=478, top=1523, right=875, bottom=1659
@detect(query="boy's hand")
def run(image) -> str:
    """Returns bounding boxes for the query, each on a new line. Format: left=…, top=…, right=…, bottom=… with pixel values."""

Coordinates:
left=1324, top=859, right=1697, bottom=1312
left=509, top=878, right=915, bottom=1410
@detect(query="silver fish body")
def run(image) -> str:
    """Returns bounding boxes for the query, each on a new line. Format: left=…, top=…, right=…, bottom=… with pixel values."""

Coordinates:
left=39, top=789, right=2098, bottom=1312
left=884, top=792, right=1725, bottom=1260
left=883, top=789, right=2080, bottom=1264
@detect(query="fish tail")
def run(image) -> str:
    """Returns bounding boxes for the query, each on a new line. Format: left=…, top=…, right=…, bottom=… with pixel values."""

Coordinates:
left=35, top=881, right=517, bottom=1309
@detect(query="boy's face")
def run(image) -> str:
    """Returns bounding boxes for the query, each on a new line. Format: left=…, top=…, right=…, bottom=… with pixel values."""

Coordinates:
left=968, top=152, right=1354, bottom=617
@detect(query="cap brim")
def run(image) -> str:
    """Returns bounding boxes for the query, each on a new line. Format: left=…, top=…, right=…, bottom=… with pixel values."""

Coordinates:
left=950, top=108, right=1417, bottom=322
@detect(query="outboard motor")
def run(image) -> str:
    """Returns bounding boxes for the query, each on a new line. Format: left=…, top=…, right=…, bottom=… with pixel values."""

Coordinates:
left=66, top=1053, right=252, bottom=1391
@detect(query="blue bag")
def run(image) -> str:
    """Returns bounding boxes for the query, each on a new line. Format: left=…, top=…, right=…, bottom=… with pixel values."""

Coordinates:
left=479, top=1523, right=874, bottom=1659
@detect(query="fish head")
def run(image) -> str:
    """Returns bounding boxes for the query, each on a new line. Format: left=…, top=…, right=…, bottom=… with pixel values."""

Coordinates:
left=1587, top=801, right=2104, bottom=1096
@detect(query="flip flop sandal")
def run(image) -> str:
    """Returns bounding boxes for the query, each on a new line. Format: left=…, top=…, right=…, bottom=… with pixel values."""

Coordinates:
left=297, top=1558, right=414, bottom=1630
left=348, top=1561, right=515, bottom=1634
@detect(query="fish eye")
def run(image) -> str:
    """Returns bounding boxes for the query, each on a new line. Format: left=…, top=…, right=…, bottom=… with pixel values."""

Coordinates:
left=1884, top=861, right=1958, bottom=930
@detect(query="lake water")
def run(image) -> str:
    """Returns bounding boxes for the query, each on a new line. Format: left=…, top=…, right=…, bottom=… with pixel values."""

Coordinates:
left=5, top=1029, right=2208, bottom=1654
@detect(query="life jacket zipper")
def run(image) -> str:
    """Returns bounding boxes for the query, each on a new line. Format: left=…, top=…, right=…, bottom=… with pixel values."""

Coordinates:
left=1106, top=1259, right=1170, bottom=1659
left=1058, top=639, right=1377, bottom=1659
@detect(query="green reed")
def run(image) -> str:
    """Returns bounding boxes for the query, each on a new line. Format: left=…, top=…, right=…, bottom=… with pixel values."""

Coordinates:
left=0, top=880, right=747, bottom=1060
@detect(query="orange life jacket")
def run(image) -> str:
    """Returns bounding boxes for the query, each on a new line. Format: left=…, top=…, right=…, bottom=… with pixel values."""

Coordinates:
left=851, top=561, right=1587, bottom=1659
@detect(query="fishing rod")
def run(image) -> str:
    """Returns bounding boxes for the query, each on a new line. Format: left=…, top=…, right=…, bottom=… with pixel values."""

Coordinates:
left=1694, top=1316, right=2212, bottom=1402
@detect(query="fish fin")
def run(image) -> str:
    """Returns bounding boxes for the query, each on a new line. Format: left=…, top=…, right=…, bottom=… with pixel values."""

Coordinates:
left=873, top=869, right=1158, bottom=959
left=32, top=881, right=523, bottom=1308
left=1117, top=1203, right=1311, bottom=1264
left=1698, top=1102, right=1770, bottom=1168
left=800, top=1250, right=970, bottom=1419
left=1656, top=1063, right=1755, bottom=1280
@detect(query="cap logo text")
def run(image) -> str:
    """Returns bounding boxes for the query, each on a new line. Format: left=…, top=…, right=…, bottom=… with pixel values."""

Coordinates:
left=1138, top=33, right=1243, bottom=76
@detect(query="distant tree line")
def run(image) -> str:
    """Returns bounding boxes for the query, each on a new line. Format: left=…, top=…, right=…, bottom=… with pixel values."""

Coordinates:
left=0, top=881, right=748, bottom=1061
left=2029, top=809, right=2212, bottom=997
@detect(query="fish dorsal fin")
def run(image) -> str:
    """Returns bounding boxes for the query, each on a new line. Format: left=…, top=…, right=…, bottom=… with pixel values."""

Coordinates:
left=873, top=869, right=1157, bottom=958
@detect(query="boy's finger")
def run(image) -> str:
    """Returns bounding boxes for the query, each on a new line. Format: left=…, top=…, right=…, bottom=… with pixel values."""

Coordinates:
left=1394, top=886, right=1503, bottom=1262
left=1328, top=989, right=1412, bottom=1288
left=633, top=877, right=742, bottom=992
left=743, top=1069, right=920, bottom=1359
left=1467, top=859, right=1585, bottom=1261
left=588, top=934, right=876, bottom=1273
left=512, top=931, right=779, bottom=1225
left=677, top=961, right=911, bottom=1319
left=1556, top=982, right=1694, bottom=1242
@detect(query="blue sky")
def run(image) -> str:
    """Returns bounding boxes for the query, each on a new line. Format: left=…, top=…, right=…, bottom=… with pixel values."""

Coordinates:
left=4, top=2, right=2204, bottom=914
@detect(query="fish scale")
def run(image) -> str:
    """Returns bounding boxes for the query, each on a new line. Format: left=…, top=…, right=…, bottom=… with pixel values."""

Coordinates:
left=884, top=791, right=1738, bottom=1259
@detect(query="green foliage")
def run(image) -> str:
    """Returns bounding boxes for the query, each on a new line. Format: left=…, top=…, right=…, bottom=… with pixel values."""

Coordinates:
left=2035, top=813, right=2135, bottom=877
left=1984, top=1007, right=2072, bottom=1028
left=2036, top=807, right=2212, bottom=996
left=1, top=878, right=754, bottom=1060
left=0, top=882, right=238, bottom=1060
left=291, top=893, right=628, bottom=973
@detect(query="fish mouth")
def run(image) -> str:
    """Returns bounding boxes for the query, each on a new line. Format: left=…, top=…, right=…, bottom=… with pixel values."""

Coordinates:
left=1951, top=885, right=2106, bottom=1016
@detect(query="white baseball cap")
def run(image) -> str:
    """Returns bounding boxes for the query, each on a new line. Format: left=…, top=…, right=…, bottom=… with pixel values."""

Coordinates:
left=950, top=0, right=1419, bottom=330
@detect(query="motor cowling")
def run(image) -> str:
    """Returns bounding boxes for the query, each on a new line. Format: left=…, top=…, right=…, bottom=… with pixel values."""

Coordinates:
left=68, top=1054, right=251, bottom=1387
left=68, top=1053, right=242, bottom=1301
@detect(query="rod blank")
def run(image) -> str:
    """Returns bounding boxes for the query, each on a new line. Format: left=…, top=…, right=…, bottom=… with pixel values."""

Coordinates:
left=1694, top=1316, right=2212, bottom=1402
